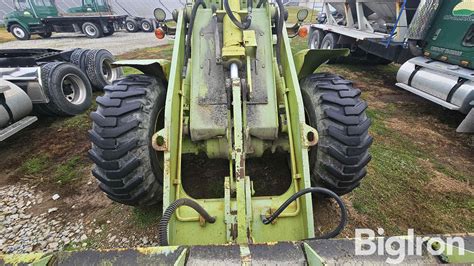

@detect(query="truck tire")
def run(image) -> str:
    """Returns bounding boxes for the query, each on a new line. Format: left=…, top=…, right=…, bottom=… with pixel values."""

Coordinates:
left=39, top=32, right=52, bottom=38
left=10, top=24, right=30, bottom=40
left=82, top=22, right=103, bottom=38
left=85, top=49, right=122, bottom=90
left=309, top=29, right=325, bottom=49
left=89, top=75, right=166, bottom=206
left=70, top=48, right=89, bottom=72
left=125, top=20, right=139, bottom=32
left=321, top=33, right=343, bottom=64
left=320, top=33, right=339, bottom=50
left=103, top=25, right=115, bottom=36
left=37, top=62, right=93, bottom=116
left=300, top=73, right=372, bottom=195
left=140, top=19, right=153, bottom=32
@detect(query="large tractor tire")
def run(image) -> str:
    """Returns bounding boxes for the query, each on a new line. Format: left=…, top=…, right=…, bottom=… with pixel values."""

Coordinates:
left=301, top=73, right=372, bottom=195
left=10, top=24, right=31, bottom=40
left=85, top=49, right=122, bottom=91
left=36, top=62, right=92, bottom=116
left=89, top=75, right=166, bottom=206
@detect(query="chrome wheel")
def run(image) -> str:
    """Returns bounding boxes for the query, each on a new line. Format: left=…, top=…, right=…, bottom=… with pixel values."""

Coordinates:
left=84, top=25, right=97, bottom=36
left=141, top=21, right=151, bottom=31
left=61, top=74, right=87, bottom=105
left=12, top=27, right=26, bottom=39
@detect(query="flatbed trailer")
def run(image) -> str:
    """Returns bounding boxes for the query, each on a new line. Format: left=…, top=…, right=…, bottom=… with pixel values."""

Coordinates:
left=3, top=0, right=127, bottom=40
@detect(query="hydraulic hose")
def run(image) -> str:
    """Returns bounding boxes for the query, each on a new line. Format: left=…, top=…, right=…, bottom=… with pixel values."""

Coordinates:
left=223, top=0, right=252, bottom=30
left=183, top=0, right=207, bottom=77
left=261, top=187, right=348, bottom=239
left=275, top=0, right=285, bottom=71
left=158, top=198, right=216, bottom=246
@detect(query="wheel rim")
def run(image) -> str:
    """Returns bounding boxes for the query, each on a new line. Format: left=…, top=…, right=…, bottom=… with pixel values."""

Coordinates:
left=126, top=22, right=135, bottom=31
left=61, top=74, right=87, bottom=105
left=13, top=27, right=25, bottom=38
left=310, top=34, right=319, bottom=49
left=142, top=22, right=150, bottom=31
left=85, top=25, right=96, bottom=36
left=322, top=40, right=332, bottom=49
left=101, top=58, right=119, bottom=84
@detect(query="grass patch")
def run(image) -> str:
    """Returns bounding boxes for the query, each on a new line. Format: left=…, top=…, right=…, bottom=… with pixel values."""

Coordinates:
left=56, top=94, right=98, bottom=130
left=54, top=156, right=83, bottom=184
left=0, top=28, right=14, bottom=43
left=118, top=45, right=174, bottom=61
left=21, top=155, right=50, bottom=175
left=132, top=207, right=162, bottom=228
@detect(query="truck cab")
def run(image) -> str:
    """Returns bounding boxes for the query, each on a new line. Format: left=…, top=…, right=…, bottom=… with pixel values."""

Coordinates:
left=3, top=0, right=58, bottom=40
left=67, top=0, right=112, bottom=14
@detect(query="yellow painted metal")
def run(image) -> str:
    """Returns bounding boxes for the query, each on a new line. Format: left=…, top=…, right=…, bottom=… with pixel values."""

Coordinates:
left=222, top=0, right=246, bottom=61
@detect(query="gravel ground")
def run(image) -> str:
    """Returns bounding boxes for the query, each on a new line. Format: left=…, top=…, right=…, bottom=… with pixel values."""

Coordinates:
left=0, top=185, right=86, bottom=254
left=0, top=31, right=167, bottom=55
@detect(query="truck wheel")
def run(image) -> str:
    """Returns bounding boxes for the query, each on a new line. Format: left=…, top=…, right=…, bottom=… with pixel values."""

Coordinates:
left=309, top=29, right=324, bottom=49
left=125, top=20, right=139, bottom=32
left=10, top=24, right=30, bottom=40
left=103, top=25, right=115, bottom=36
left=38, top=62, right=92, bottom=116
left=300, top=73, right=372, bottom=195
left=140, top=19, right=153, bottom=32
left=39, top=32, right=52, bottom=38
left=89, top=75, right=166, bottom=206
left=70, top=48, right=89, bottom=72
left=321, top=33, right=339, bottom=50
left=85, top=49, right=122, bottom=90
left=82, top=22, right=103, bottom=38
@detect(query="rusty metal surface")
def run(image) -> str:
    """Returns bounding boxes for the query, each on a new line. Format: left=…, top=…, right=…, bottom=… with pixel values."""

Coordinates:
left=248, top=242, right=306, bottom=265
left=186, top=245, right=241, bottom=266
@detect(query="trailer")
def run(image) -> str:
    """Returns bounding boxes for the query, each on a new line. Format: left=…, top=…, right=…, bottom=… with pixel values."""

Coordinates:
left=309, top=0, right=474, bottom=132
left=0, top=48, right=121, bottom=141
left=3, top=0, right=127, bottom=40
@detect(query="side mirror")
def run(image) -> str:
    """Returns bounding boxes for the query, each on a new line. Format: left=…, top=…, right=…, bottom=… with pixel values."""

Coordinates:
left=154, top=8, right=166, bottom=22
left=297, top=9, right=309, bottom=22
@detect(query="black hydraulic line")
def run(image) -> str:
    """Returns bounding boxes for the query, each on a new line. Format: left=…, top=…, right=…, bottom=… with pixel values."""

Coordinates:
left=159, top=198, right=216, bottom=246
left=223, top=0, right=252, bottom=30
left=275, top=0, right=285, bottom=72
left=261, top=187, right=348, bottom=239
left=256, top=0, right=266, bottom=8
left=182, top=0, right=206, bottom=77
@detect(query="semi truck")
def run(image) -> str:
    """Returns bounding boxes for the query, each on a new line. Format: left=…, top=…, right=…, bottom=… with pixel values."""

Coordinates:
left=309, top=0, right=474, bottom=132
left=3, top=0, right=127, bottom=40
left=0, top=48, right=121, bottom=141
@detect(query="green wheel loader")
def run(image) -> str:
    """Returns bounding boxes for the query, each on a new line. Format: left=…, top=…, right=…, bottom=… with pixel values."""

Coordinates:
left=90, top=0, right=372, bottom=245
left=89, top=0, right=372, bottom=247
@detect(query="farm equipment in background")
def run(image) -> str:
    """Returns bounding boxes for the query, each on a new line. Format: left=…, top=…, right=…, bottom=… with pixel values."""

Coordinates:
left=89, top=0, right=373, bottom=255
left=2, top=0, right=127, bottom=40
left=67, top=0, right=112, bottom=13
left=0, top=48, right=121, bottom=141
left=309, top=0, right=474, bottom=133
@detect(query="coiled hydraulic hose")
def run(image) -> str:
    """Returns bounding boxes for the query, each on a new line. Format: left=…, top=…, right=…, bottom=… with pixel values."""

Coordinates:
left=158, top=198, right=216, bottom=246
left=223, top=0, right=252, bottom=30
left=182, top=0, right=207, bottom=77
left=261, top=187, right=348, bottom=239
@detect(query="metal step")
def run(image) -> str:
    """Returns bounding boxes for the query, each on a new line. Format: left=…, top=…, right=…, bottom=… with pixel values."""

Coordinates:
left=0, top=116, right=38, bottom=142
